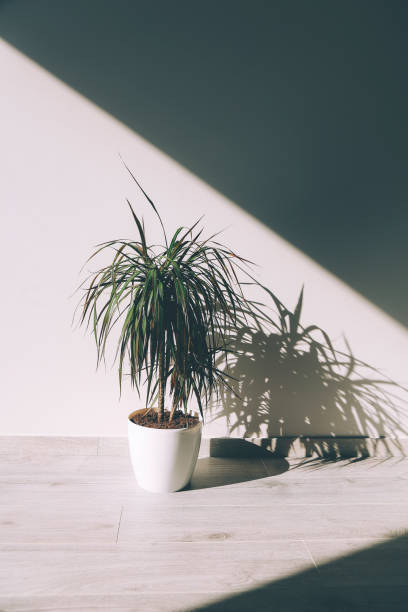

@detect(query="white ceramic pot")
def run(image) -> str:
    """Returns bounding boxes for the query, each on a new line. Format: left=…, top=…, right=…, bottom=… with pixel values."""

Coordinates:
left=128, top=409, right=202, bottom=493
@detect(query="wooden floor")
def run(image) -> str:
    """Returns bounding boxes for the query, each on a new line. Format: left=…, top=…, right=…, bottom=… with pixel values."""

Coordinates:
left=1, top=437, right=408, bottom=612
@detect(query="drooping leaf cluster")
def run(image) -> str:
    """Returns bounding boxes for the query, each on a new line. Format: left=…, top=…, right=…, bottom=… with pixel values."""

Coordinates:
left=78, top=169, right=254, bottom=418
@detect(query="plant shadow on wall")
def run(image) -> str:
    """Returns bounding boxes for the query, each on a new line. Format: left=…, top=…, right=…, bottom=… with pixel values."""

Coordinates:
left=211, top=286, right=408, bottom=460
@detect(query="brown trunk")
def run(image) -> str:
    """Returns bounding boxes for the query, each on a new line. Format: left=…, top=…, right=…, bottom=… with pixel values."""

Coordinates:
left=157, top=349, right=165, bottom=423
left=169, top=393, right=178, bottom=422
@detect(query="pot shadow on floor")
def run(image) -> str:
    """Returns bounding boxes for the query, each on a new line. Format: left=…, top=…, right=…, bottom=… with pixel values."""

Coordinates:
left=209, top=288, right=408, bottom=464
left=188, top=441, right=289, bottom=491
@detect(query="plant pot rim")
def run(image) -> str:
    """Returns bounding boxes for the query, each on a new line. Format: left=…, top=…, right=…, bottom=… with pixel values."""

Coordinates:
left=128, top=408, right=202, bottom=433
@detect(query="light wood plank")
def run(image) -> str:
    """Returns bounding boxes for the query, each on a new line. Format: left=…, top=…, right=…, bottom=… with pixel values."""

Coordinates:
left=0, top=437, right=98, bottom=456
left=0, top=455, right=89, bottom=489
left=0, top=498, right=121, bottom=547
left=0, top=541, right=313, bottom=597
left=118, top=503, right=408, bottom=543
left=97, top=437, right=129, bottom=457
left=5, top=455, right=268, bottom=490
left=0, top=593, right=220, bottom=612
left=3, top=474, right=408, bottom=510
left=3, top=455, right=408, bottom=510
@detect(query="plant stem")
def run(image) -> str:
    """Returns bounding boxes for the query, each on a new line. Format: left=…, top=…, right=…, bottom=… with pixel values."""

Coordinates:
left=157, top=349, right=165, bottom=423
left=169, top=393, right=178, bottom=422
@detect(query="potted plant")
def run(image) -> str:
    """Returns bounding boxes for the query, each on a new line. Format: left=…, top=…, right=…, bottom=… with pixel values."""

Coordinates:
left=77, top=166, right=253, bottom=492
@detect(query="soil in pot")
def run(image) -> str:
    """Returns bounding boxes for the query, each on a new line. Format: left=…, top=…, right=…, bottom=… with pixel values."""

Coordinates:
left=130, top=409, right=200, bottom=430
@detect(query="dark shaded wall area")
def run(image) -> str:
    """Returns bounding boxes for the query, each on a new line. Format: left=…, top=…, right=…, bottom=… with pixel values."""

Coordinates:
left=1, top=0, right=407, bottom=323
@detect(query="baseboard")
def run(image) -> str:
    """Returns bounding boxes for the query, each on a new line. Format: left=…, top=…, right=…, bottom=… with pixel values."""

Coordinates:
left=210, top=436, right=408, bottom=459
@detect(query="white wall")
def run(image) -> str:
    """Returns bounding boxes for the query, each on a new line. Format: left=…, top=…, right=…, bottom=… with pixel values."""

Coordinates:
left=1, top=39, right=408, bottom=437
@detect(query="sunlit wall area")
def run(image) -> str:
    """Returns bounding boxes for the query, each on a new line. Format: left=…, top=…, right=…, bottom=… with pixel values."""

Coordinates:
left=1, top=39, right=407, bottom=437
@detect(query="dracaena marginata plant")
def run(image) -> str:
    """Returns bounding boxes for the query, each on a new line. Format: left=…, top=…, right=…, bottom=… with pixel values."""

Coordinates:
left=77, top=167, right=255, bottom=424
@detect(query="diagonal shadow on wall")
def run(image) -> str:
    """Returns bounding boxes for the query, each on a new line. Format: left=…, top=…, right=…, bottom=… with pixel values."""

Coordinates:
left=1, top=0, right=408, bottom=324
